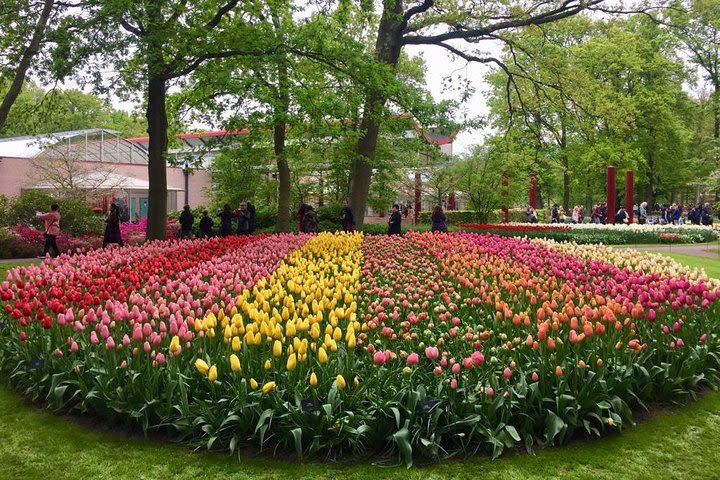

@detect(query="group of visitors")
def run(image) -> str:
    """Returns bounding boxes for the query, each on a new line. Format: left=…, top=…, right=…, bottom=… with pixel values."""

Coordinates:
left=216, top=202, right=257, bottom=236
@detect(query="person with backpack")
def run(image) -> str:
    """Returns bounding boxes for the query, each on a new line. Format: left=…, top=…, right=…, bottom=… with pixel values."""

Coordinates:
left=179, top=205, right=194, bottom=239
left=199, top=210, right=214, bottom=237
left=103, top=203, right=124, bottom=247
left=303, top=205, right=319, bottom=233
left=36, top=204, right=61, bottom=257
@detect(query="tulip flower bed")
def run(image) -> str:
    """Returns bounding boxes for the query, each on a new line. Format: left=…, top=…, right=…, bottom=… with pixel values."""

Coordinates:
left=1, top=232, right=720, bottom=466
left=458, top=222, right=718, bottom=245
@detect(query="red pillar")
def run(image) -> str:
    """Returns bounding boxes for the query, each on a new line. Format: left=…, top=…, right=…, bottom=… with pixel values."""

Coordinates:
left=414, top=172, right=421, bottom=224
left=625, top=170, right=634, bottom=223
left=502, top=171, right=509, bottom=223
left=529, top=172, right=537, bottom=210
left=607, top=166, right=616, bottom=224
left=448, top=192, right=456, bottom=210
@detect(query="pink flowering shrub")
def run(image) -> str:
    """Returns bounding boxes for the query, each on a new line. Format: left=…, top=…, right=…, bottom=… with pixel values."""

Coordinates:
left=0, top=225, right=99, bottom=258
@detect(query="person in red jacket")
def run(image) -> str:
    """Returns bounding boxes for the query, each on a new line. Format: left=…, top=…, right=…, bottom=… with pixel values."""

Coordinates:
left=36, top=203, right=61, bottom=257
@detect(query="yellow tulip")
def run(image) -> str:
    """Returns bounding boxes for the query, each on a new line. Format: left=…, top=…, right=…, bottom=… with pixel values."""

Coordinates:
left=336, top=374, right=346, bottom=390
left=208, top=365, right=218, bottom=382
left=232, top=336, right=241, bottom=352
left=273, top=340, right=282, bottom=357
left=262, top=381, right=276, bottom=394
left=310, top=372, right=318, bottom=386
left=230, top=354, right=241, bottom=373
left=346, top=335, right=356, bottom=349
left=250, top=378, right=258, bottom=390
left=286, top=353, right=297, bottom=371
left=318, top=347, right=328, bottom=364
left=193, top=318, right=203, bottom=332
left=195, top=359, right=209, bottom=375
left=353, top=376, right=360, bottom=388
left=207, top=327, right=216, bottom=338
left=169, top=335, right=181, bottom=354
left=264, top=359, right=272, bottom=370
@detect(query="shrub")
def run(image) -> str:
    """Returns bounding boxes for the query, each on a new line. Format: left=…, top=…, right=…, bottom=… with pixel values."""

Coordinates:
left=6, top=191, right=104, bottom=237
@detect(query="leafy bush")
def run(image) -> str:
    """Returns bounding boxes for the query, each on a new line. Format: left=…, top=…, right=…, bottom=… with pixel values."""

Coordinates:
left=5, top=191, right=103, bottom=237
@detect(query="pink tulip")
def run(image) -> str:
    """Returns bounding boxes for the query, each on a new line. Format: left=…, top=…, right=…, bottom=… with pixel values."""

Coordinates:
left=425, top=346, right=439, bottom=360
left=503, top=367, right=512, bottom=380
left=406, top=352, right=419, bottom=366
left=373, top=351, right=386, bottom=366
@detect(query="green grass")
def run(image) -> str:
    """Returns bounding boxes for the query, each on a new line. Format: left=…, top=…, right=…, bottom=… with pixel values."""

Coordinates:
left=0, top=260, right=36, bottom=280
left=1, top=382, right=719, bottom=479
left=2, top=254, right=720, bottom=479
left=659, top=253, right=720, bottom=279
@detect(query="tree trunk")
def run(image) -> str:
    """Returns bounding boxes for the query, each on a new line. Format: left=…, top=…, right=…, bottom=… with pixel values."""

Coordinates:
left=645, top=149, right=655, bottom=208
left=274, top=55, right=291, bottom=233
left=713, top=82, right=719, bottom=140
left=560, top=123, right=570, bottom=212
left=145, top=73, right=169, bottom=240
left=0, top=0, right=55, bottom=131
left=349, top=0, right=404, bottom=228
left=275, top=124, right=291, bottom=233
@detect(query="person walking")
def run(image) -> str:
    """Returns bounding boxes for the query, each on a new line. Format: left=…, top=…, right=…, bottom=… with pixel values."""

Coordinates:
left=179, top=205, right=194, bottom=239
left=235, top=202, right=251, bottom=235
left=431, top=205, right=447, bottom=232
left=303, top=205, right=319, bottom=233
left=340, top=201, right=355, bottom=232
left=388, top=204, right=402, bottom=235
left=36, top=203, right=61, bottom=257
left=103, top=203, right=124, bottom=247
left=199, top=210, right=214, bottom=237
left=218, top=204, right=233, bottom=237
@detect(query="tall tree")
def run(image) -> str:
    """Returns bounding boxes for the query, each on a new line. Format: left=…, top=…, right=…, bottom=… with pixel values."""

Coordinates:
left=347, top=0, right=622, bottom=227
left=0, top=0, right=60, bottom=131
left=58, top=0, right=275, bottom=239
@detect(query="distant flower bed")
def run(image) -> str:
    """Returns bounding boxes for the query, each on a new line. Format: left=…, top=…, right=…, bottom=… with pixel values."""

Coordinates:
left=458, top=222, right=718, bottom=245
left=0, top=225, right=100, bottom=259
left=1, top=232, right=720, bottom=466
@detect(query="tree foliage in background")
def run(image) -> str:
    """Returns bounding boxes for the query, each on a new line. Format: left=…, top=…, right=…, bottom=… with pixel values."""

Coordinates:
left=0, top=82, right=146, bottom=138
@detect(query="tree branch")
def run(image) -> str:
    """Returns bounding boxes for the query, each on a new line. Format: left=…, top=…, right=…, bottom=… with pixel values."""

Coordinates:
left=401, top=0, right=605, bottom=45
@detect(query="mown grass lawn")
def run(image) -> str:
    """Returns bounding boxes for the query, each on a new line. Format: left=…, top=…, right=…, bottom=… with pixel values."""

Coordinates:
left=1, top=254, right=720, bottom=479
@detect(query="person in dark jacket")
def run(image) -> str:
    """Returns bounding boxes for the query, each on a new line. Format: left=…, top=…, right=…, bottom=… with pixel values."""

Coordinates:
left=303, top=205, right=319, bottom=233
left=218, top=204, right=233, bottom=237
left=199, top=210, right=214, bottom=237
left=103, top=203, right=124, bottom=248
left=431, top=205, right=447, bottom=232
left=298, top=203, right=308, bottom=233
left=550, top=204, right=560, bottom=223
left=246, top=201, right=256, bottom=234
left=235, top=202, right=251, bottom=235
left=340, top=201, right=355, bottom=232
left=388, top=204, right=402, bottom=235
left=179, top=205, right=194, bottom=239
